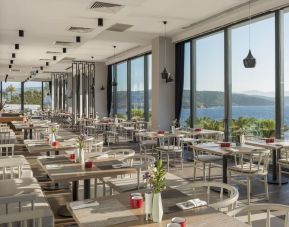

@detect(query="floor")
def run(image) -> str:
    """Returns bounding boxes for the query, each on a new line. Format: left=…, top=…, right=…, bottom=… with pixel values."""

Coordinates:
left=14, top=128, right=289, bottom=226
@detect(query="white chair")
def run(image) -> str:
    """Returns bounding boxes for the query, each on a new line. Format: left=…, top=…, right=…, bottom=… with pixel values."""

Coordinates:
left=155, top=135, right=184, bottom=171
left=227, top=204, right=289, bottom=227
left=0, top=131, right=11, bottom=144
left=192, top=143, right=222, bottom=182
left=278, top=148, right=289, bottom=186
left=0, top=144, right=14, bottom=156
left=228, top=149, right=270, bottom=204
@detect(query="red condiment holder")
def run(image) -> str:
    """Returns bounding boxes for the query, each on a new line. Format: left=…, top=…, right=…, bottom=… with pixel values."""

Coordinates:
left=85, top=161, right=93, bottom=169
left=220, top=142, right=231, bottom=148
left=266, top=138, right=275, bottom=143
left=172, top=217, right=186, bottom=227
left=130, top=193, right=143, bottom=209
left=70, top=154, right=76, bottom=160
left=194, top=128, right=202, bottom=132
left=158, top=130, right=165, bottom=134
left=52, top=141, right=59, bottom=147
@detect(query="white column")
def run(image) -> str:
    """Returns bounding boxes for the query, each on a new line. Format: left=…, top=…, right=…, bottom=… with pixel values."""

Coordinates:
left=51, top=75, right=54, bottom=111
left=79, top=72, right=83, bottom=119
left=151, top=36, right=175, bottom=130
left=94, top=62, right=107, bottom=117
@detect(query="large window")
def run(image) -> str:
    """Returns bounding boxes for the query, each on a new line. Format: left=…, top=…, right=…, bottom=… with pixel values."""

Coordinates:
left=43, top=82, right=52, bottom=110
left=196, top=32, right=224, bottom=130
left=131, top=56, right=145, bottom=118
left=116, top=62, right=127, bottom=118
left=24, top=81, right=42, bottom=113
left=180, top=42, right=191, bottom=126
left=231, top=15, right=275, bottom=139
left=148, top=54, right=152, bottom=119
left=284, top=10, right=289, bottom=137
left=2, top=82, right=21, bottom=112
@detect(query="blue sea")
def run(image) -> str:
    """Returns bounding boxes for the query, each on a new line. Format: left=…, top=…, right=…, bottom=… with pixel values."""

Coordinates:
left=180, top=105, right=289, bottom=126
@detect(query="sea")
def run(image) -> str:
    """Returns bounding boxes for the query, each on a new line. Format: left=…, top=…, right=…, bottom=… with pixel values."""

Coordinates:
left=180, top=105, right=289, bottom=126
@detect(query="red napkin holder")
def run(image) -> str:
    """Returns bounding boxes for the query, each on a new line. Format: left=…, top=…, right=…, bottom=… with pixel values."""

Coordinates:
left=220, top=142, right=231, bottom=148
left=29, top=124, right=33, bottom=127
left=52, top=141, right=59, bottom=147
left=85, top=161, right=93, bottom=169
left=194, top=128, right=202, bottom=132
left=70, top=154, right=76, bottom=160
left=172, top=217, right=186, bottom=227
left=266, top=138, right=275, bottom=143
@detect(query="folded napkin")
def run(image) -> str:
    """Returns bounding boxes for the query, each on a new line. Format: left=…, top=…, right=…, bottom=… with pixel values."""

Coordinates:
left=112, top=163, right=129, bottom=169
left=176, top=199, right=207, bottom=210
left=70, top=199, right=99, bottom=210
left=224, top=147, right=239, bottom=152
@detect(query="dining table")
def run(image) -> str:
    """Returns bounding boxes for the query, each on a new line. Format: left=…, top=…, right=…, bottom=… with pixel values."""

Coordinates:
left=245, top=139, right=289, bottom=184
left=12, top=121, right=50, bottom=139
left=66, top=190, right=249, bottom=227
left=38, top=155, right=139, bottom=217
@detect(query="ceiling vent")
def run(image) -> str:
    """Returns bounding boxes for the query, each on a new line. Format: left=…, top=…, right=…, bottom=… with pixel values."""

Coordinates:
left=46, top=51, right=62, bottom=54
left=68, top=26, right=94, bottom=33
left=90, top=1, right=123, bottom=13
left=107, top=23, right=133, bottom=32
left=39, top=58, right=51, bottom=61
left=11, top=69, right=20, bottom=72
left=54, top=41, right=74, bottom=46
left=60, top=57, right=76, bottom=63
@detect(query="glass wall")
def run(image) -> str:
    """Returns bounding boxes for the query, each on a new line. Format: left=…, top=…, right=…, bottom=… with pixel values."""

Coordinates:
left=24, top=81, right=42, bottom=113
left=43, top=82, right=52, bottom=110
left=284, top=10, right=289, bottom=137
left=116, top=62, right=128, bottom=118
left=1, top=82, right=21, bottom=112
left=131, top=56, right=145, bottom=118
left=148, top=54, right=152, bottom=119
left=180, top=42, right=191, bottom=126
left=196, top=32, right=224, bottom=130
left=231, top=15, right=275, bottom=139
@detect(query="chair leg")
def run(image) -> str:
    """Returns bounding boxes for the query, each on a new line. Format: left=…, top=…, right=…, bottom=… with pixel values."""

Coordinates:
left=203, top=163, right=206, bottom=182
left=208, top=163, right=211, bottom=180
left=247, top=177, right=251, bottom=204
left=264, top=175, right=269, bottom=200
left=193, top=162, right=196, bottom=181
left=279, top=164, right=282, bottom=187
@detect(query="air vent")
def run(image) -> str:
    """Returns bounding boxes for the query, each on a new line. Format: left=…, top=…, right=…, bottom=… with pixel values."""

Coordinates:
left=60, top=57, right=76, bottom=62
left=46, top=51, right=62, bottom=54
left=11, top=69, right=20, bottom=72
left=39, top=58, right=51, bottom=61
left=107, top=23, right=133, bottom=32
left=54, top=41, right=74, bottom=46
left=90, top=1, right=121, bottom=8
left=68, top=26, right=94, bottom=33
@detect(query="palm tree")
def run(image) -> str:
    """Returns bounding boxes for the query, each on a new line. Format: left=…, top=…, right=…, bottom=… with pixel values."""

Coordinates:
left=6, top=85, right=16, bottom=101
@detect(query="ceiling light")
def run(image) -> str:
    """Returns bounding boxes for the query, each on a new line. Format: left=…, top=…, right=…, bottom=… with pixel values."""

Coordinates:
left=53, top=56, right=57, bottom=61
left=19, top=30, right=24, bottom=37
left=10, top=60, right=13, bottom=64
left=161, top=21, right=173, bottom=83
left=15, top=44, right=19, bottom=50
left=12, top=53, right=16, bottom=58
left=100, top=85, right=105, bottom=90
left=63, top=48, right=66, bottom=53
left=98, top=18, right=103, bottom=27
left=46, top=62, right=49, bottom=66
left=9, top=65, right=12, bottom=69
left=5, top=74, right=8, bottom=82
left=36, top=70, right=39, bottom=73
left=40, top=66, right=43, bottom=70
left=243, top=0, right=256, bottom=68
left=76, top=36, right=81, bottom=43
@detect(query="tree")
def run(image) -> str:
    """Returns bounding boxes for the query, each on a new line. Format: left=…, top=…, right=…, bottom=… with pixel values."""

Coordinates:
left=6, top=85, right=16, bottom=101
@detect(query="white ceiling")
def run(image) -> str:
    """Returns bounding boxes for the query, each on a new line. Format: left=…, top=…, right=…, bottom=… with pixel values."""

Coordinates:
left=0, top=0, right=281, bottom=81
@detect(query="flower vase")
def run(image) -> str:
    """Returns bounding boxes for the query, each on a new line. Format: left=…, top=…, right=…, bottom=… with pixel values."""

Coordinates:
left=171, top=126, right=175, bottom=134
left=144, top=192, right=153, bottom=221
left=50, top=133, right=56, bottom=144
left=78, top=149, right=85, bottom=165
left=152, top=193, right=163, bottom=223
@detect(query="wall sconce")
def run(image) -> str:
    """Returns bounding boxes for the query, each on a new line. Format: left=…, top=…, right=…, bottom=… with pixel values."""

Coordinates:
left=161, top=68, right=173, bottom=83
left=100, top=85, right=105, bottom=90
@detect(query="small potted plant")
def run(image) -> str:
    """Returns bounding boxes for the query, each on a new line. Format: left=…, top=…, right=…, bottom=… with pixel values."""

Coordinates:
left=76, top=134, right=87, bottom=165
left=50, top=127, right=58, bottom=144
left=171, top=119, right=178, bottom=134
left=150, top=160, right=166, bottom=223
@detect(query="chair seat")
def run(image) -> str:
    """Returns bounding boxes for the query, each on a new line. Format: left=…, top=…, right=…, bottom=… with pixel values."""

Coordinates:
left=157, top=146, right=182, bottom=152
left=140, top=140, right=157, bottom=146
left=278, top=158, right=289, bottom=164
left=229, top=163, right=266, bottom=175
left=195, top=155, right=222, bottom=162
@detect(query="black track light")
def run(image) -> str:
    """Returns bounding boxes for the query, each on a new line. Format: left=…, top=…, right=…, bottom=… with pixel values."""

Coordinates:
left=5, top=74, right=8, bottom=82
left=36, top=70, right=39, bottom=73
left=19, top=30, right=24, bottom=37
left=30, top=75, right=32, bottom=79
left=40, top=66, right=43, bottom=70
left=15, top=44, right=19, bottom=50
left=76, top=36, right=81, bottom=43
left=63, top=48, right=66, bottom=53
left=98, top=18, right=103, bottom=27
left=9, top=65, right=12, bottom=69
left=10, top=60, right=13, bottom=64
left=53, top=56, right=57, bottom=61
left=46, top=62, right=49, bottom=66
left=12, top=53, right=16, bottom=58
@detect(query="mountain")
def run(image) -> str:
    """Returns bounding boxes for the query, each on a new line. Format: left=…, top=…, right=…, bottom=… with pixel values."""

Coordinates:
left=242, top=90, right=289, bottom=97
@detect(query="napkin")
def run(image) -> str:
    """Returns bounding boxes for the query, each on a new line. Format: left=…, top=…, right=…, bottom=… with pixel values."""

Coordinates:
left=176, top=198, right=207, bottom=210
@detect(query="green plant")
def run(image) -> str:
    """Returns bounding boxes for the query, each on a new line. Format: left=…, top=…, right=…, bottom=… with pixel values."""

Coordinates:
left=150, top=160, right=166, bottom=193
left=76, top=134, right=87, bottom=149
left=258, top=119, right=275, bottom=138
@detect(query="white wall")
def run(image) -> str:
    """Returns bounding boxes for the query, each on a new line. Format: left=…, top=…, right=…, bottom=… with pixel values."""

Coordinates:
left=151, top=37, right=175, bottom=130
left=94, top=62, right=107, bottom=117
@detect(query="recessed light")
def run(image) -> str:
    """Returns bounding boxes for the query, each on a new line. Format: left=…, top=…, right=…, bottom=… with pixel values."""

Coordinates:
left=19, top=30, right=24, bottom=37
left=76, top=36, right=81, bottom=43
left=15, top=44, right=19, bottom=50
left=10, top=60, right=13, bottom=64
left=12, top=53, right=16, bottom=58
left=53, top=56, right=57, bottom=61
left=63, top=48, right=67, bottom=53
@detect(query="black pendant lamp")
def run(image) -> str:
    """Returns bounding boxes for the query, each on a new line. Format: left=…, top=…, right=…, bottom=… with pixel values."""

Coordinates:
left=63, top=48, right=66, bottom=53
left=112, top=46, right=118, bottom=86
left=161, top=21, right=173, bottom=83
left=243, top=0, right=256, bottom=68
left=15, top=44, right=19, bottom=50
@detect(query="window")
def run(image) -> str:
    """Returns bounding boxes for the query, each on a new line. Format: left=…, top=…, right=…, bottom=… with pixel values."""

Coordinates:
left=196, top=32, right=224, bottom=130
left=148, top=54, right=152, bottom=120
left=131, top=56, right=145, bottom=118
left=43, top=82, right=52, bottom=110
left=284, top=10, right=289, bottom=137
left=231, top=15, right=275, bottom=139
left=116, top=62, right=127, bottom=118
left=180, top=42, right=191, bottom=126
left=2, top=82, right=21, bottom=112
left=24, top=81, right=42, bottom=113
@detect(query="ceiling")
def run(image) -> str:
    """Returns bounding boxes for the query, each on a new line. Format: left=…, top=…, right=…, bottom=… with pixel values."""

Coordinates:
left=0, top=0, right=268, bottom=81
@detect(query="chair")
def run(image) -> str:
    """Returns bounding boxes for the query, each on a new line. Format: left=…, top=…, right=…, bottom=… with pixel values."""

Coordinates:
left=155, top=135, right=184, bottom=171
left=0, top=144, right=14, bottom=156
left=278, top=147, right=289, bottom=186
left=227, top=204, right=289, bottom=227
left=192, top=143, right=223, bottom=181
left=0, top=131, right=11, bottom=144
left=0, top=155, right=31, bottom=179
left=106, top=149, right=135, bottom=160
left=228, top=149, right=270, bottom=204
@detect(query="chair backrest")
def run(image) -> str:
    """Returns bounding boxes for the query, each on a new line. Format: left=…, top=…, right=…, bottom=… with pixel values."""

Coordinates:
left=0, top=156, right=25, bottom=179
left=0, top=144, right=14, bottom=156
left=122, top=154, right=156, bottom=171
left=0, top=131, right=10, bottom=144
left=107, top=149, right=135, bottom=160
left=158, top=135, right=184, bottom=150
left=185, top=181, right=239, bottom=212
left=93, top=141, right=104, bottom=153
left=83, top=137, right=95, bottom=153
left=227, top=203, right=289, bottom=227
left=232, top=149, right=270, bottom=174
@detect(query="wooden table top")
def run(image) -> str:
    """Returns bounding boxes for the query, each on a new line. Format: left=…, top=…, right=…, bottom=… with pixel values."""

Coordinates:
left=191, top=143, right=264, bottom=156
left=246, top=140, right=289, bottom=149
left=67, top=190, right=249, bottom=227
left=38, top=156, right=138, bottom=183
left=26, top=141, right=78, bottom=154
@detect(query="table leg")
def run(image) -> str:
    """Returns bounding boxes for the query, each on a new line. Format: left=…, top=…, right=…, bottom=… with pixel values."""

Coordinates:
left=84, top=179, right=91, bottom=199
left=268, top=148, right=288, bottom=185
left=73, top=181, right=79, bottom=201
left=223, top=155, right=228, bottom=184
left=24, top=129, right=28, bottom=140
left=29, top=128, right=33, bottom=140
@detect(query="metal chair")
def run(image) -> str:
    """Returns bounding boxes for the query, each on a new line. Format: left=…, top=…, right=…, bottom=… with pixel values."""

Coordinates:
left=0, top=144, right=14, bottom=156
left=278, top=147, right=289, bottom=186
left=0, top=131, right=11, bottom=144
